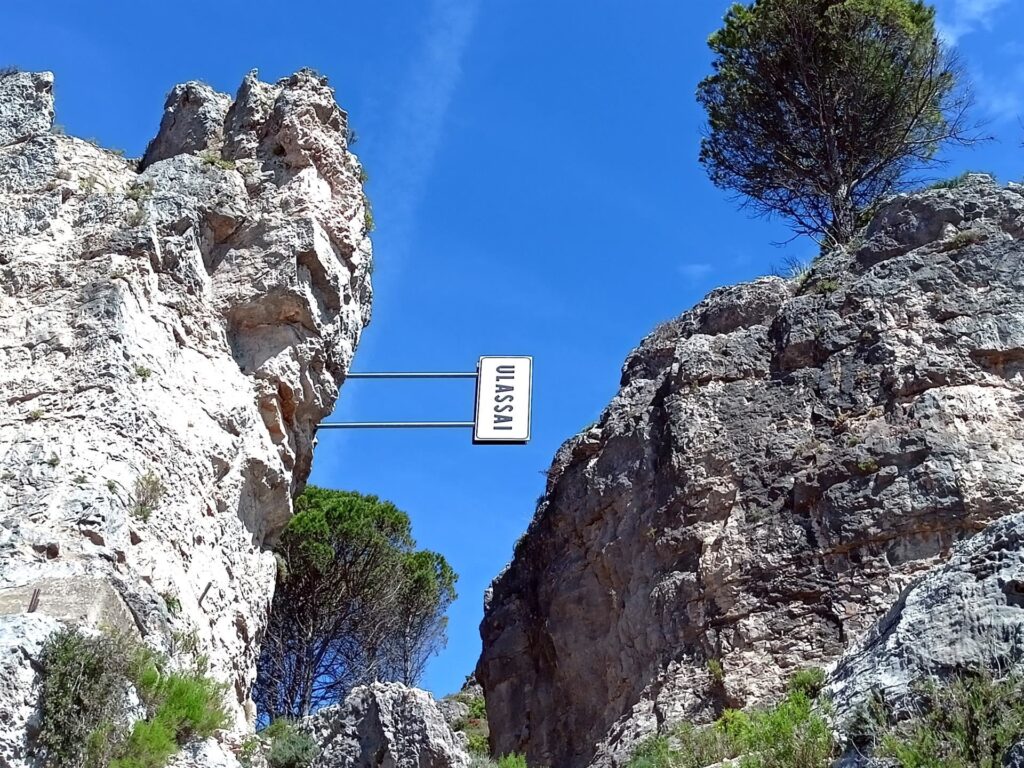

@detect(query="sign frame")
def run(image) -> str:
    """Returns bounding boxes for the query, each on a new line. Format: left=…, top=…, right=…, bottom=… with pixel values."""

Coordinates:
left=472, top=356, right=533, bottom=445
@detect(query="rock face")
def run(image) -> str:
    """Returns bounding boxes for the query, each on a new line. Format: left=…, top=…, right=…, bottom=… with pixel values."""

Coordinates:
left=478, top=176, right=1024, bottom=768
left=827, top=510, right=1024, bottom=724
left=0, top=68, right=372, bottom=763
left=302, top=682, right=471, bottom=768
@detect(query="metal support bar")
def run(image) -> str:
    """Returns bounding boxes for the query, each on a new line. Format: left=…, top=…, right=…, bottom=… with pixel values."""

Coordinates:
left=345, top=372, right=478, bottom=379
left=318, top=421, right=475, bottom=429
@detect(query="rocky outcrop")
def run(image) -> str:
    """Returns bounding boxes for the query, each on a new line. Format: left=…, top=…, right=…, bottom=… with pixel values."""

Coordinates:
left=0, top=68, right=372, bottom=764
left=827, top=510, right=1024, bottom=724
left=478, top=176, right=1024, bottom=768
left=302, top=682, right=471, bottom=768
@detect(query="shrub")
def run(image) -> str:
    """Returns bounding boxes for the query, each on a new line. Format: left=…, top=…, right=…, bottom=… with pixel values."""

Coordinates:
left=160, top=593, right=181, bottom=616
left=873, top=671, right=1024, bottom=768
left=36, top=628, right=131, bottom=767
left=198, top=150, right=236, bottom=171
left=707, top=659, right=725, bottom=684
left=111, top=670, right=227, bottom=768
left=265, top=721, right=319, bottom=768
left=927, top=171, right=995, bottom=190
left=625, top=672, right=837, bottom=768
left=466, top=732, right=490, bottom=756
left=496, top=755, right=527, bottom=768
left=788, top=668, right=825, bottom=699
left=943, top=228, right=987, bottom=251
left=37, top=626, right=226, bottom=768
left=133, top=471, right=166, bottom=522
left=467, top=696, right=487, bottom=720
left=362, top=195, right=375, bottom=234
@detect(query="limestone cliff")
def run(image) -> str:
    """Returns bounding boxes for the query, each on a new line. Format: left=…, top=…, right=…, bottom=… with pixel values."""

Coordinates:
left=478, top=176, right=1024, bottom=768
left=0, top=68, right=372, bottom=764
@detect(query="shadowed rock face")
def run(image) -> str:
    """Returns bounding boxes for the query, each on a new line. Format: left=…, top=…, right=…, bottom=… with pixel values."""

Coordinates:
left=478, top=176, right=1024, bottom=768
left=0, top=69, right=372, bottom=764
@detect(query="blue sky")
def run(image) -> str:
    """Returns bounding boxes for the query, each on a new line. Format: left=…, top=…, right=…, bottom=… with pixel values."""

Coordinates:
left=5, top=0, right=1023, bottom=697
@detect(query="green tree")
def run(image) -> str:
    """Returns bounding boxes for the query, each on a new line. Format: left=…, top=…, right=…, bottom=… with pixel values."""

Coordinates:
left=697, top=0, right=977, bottom=244
left=388, top=550, right=457, bottom=685
left=254, top=487, right=457, bottom=721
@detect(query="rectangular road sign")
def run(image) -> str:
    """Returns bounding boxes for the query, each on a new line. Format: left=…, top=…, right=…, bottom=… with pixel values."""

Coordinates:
left=473, top=356, right=533, bottom=444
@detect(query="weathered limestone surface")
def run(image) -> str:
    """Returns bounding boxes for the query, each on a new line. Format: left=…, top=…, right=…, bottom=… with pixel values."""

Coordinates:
left=478, top=176, right=1024, bottom=768
left=0, top=68, right=372, bottom=764
left=302, top=682, right=471, bottom=768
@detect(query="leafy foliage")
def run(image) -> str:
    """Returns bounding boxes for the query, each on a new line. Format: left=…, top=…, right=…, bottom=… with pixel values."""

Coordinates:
left=264, top=721, right=319, bottom=768
left=697, top=0, right=976, bottom=244
left=36, top=627, right=227, bottom=768
left=37, top=629, right=132, bottom=767
left=624, top=670, right=837, bottom=768
left=254, top=486, right=457, bottom=720
left=870, top=671, right=1024, bottom=768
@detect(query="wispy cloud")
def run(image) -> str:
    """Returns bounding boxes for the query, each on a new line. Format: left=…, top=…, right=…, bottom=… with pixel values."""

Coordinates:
left=375, top=0, right=481, bottom=262
left=678, top=262, right=713, bottom=282
left=936, top=0, right=1011, bottom=43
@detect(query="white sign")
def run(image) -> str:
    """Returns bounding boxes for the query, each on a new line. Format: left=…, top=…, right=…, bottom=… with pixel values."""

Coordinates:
left=473, top=356, right=533, bottom=444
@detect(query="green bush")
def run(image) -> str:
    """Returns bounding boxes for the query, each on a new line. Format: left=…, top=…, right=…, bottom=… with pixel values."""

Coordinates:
left=927, top=171, right=995, bottom=190
left=37, top=628, right=131, bottom=767
left=266, top=724, right=319, bottom=768
left=36, top=627, right=227, bottom=768
left=873, top=671, right=1024, bottom=768
left=788, top=668, right=826, bottom=698
left=467, top=696, right=487, bottom=720
left=466, top=732, right=490, bottom=756
left=496, top=755, right=528, bottom=768
left=625, top=670, right=837, bottom=768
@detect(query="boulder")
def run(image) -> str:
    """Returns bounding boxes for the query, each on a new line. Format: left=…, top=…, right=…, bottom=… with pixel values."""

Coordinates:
left=303, top=682, right=470, bottom=768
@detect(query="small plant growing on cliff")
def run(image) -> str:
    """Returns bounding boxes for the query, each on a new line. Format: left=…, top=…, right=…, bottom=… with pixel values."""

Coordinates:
left=134, top=364, right=152, bottom=381
left=132, top=470, right=166, bottom=522
left=45, top=454, right=60, bottom=468
left=943, top=228, right=988, bottom=251
left=37, top=627, right=227, bottom=768
left=707, top=658, right=725, bottom=684
left=362, top=193, right=375, bottom=234
left=79, top=174, right=99, bottom=193
left=927, top=171, right=995, bottom=190
left=126, top=181, right=153, bottom=202
left=160, top=592, right=181, bottom=617
left=857, top=457, right=880, bottom=474
left=788, top=667, right=825, bottom=699
left=27, top=408, right=44, bottom=422
left=868, top=670, right=1024, bottom=767
left=263, top=720, right=320, bottom=768
left=810, top=279, right=840, bottom=296
left=199, top=150, right=236, bottom=171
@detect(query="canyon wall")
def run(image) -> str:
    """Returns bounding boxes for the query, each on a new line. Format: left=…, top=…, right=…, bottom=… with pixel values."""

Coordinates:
left=0, top=68, right=372, bottom=764
left=478, top=176, right=1024, bottom=768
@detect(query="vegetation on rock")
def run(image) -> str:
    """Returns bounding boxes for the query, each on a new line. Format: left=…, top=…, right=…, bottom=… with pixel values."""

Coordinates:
left=697, top=0, right=976, bottom=244
left=36, top=627, right=227, bottom=768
